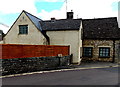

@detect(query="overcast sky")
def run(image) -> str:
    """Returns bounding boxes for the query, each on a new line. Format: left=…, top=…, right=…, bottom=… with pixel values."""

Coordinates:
left=0, top=0, right=119, bottom=33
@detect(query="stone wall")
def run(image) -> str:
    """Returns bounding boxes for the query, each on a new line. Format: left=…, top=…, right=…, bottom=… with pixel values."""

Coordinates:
left=115, top=40, right=120, bottom=63
left=0, top=55, right=71, bottom=76
left=82, top=40, right=120, bottom=62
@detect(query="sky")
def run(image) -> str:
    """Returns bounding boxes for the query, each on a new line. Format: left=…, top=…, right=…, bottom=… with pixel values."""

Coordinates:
left=0, top=0, right=119, bottom=33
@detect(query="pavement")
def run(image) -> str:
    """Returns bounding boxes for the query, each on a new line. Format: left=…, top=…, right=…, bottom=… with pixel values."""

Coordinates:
left=1, top=61, right=119, bottom=78
left=70, top=61, right=119, bottom=68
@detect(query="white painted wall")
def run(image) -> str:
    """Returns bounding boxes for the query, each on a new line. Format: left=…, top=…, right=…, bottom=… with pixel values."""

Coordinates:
left=47, top=29, right=82, bottom=64
left=3, top=12, right=46, bottom=45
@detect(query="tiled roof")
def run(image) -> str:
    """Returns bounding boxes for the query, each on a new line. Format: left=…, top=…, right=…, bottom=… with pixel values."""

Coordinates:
left=42, top=19, right=82, bottom=31
left=82, top=17, right=120, bottom=40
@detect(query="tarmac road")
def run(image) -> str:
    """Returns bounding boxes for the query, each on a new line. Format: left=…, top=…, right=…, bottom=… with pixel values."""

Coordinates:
left=1, top=67, right=119, bottom=86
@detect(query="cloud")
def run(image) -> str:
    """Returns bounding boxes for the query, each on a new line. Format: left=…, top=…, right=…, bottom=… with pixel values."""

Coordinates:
left=0, top=0, right=118, bottom=19
left=38, top=2, right=66, bottom=20
left=118, top=1, right=120, bottom=27
left=0, top=0, right=119, bottom=22
left=38, top=0, right=119, bottom=20
left=38, top=10, right=66, bottom=20
left=0, top=23, right=9, bottom=33
left=0, top=0, right=37, bottom=14
left=0, top=0, right=119, bottom=33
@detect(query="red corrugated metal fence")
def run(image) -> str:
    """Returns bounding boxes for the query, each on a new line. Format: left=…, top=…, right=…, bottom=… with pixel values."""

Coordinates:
left=0, top=44, right=70, bottom=59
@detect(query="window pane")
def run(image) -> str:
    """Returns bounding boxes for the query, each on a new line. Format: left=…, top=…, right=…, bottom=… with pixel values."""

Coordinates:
left=19, top=25, right=28, bottom=34
left=83, top=47, right=93, bottom=57
left=99, top=47, right=110, bottom=57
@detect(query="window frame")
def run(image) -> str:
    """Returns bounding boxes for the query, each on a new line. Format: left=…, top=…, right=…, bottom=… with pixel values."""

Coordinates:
left=19, top=25, right=28, bottom=34
left=83, top=47, right=93, bottom=58
left=99, top=47, right=110, bottom=58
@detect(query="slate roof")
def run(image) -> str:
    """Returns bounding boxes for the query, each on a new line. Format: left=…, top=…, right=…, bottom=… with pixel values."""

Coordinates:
left=24, top=10, right=42, bottom=31
left=82, top=17, right=120, bottom=40
left=10, top=11, right=119, bottom=41
left=23, top=10, right=49, bottom=41
left=41, top=19, right=82, bottom=31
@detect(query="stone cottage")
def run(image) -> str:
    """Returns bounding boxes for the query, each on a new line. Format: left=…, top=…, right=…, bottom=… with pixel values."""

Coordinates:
left=2, top=10, right=120, bottom=64
left=82, top=18, right=120, bottom=62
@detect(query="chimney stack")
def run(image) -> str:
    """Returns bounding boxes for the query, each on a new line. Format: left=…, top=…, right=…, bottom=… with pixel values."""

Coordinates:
left=67, top=10, right=74, bottom=19
left=51, top=17, right=56, bottom=20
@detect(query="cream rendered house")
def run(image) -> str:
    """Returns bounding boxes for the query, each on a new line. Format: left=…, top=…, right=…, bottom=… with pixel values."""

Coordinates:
left=3, top=11, right=49, bottom=45
left=42, top=18, right=83, bottom=64
left=3, top=10, right=83, bottom=64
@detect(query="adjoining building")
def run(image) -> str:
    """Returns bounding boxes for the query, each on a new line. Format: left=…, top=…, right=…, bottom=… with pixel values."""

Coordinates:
left=0, top=30, right=4, bottom=41
left=2, top=10, right=120, bottom=64
left=82, top=18, right=120, bottom=62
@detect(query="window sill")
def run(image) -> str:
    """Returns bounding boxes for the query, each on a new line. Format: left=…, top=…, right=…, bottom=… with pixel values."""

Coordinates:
left=18, top=34, right=28, bottom=35
left=99, top=56, right=110, bottom=58
left=82, top=56, right=93, bottom=58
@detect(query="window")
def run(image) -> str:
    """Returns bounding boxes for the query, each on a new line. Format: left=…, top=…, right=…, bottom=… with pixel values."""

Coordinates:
left=99, top=47, right=110, bottom=58
left=19, top=25, right=28, bottom=34
left=83, top=47, right=93, bottom=57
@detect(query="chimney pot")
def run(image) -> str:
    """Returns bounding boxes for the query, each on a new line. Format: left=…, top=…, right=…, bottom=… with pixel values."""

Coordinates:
left=51, top=17, right=56, bottom=20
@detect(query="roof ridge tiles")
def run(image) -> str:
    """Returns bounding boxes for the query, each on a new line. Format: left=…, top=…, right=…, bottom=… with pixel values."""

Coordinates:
left=82, top=17, right=117, bottom=20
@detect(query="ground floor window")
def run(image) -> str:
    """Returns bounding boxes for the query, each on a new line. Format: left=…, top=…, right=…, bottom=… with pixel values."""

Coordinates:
left=83, top=47, right=93, bottom=57
left=99, top=47, right=110, bottom=58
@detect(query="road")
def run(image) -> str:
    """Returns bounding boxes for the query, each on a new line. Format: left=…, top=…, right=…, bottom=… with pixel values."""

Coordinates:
left=1, top=67, right=119, bottom=86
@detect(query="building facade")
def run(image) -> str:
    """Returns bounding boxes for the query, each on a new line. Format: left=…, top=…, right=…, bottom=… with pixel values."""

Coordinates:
left=82, top=40, right=120, bottom=62
left=42, top=19, right=83, bottom=64
left=3, top=11, right=48, bottom=45
left=82, top=18, right=120, bottom=62
left=2, top=10, right=120, bottom=64
left=3, top=10, right=83, bottom=64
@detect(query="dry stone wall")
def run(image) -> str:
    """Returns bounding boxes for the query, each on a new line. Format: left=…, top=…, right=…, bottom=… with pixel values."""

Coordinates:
left=1, top=56, right=71, bottom=76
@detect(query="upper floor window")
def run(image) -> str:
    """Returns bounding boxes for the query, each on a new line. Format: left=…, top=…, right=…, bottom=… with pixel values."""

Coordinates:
left=99, top=47, right=110, bottom=58
left=19, top=25, right=28, bottom=34
left=83, top=47, right=93, bottom=57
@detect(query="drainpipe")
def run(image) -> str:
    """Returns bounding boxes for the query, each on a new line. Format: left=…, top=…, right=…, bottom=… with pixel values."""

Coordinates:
left=112, top=40, right=115, bottom=63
